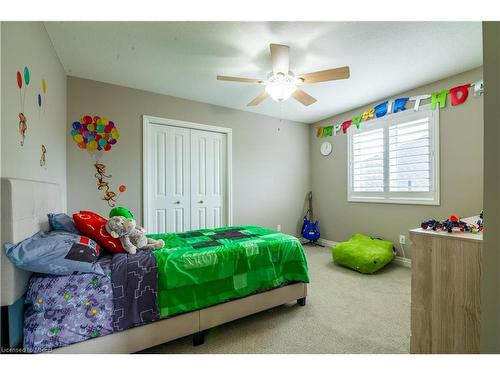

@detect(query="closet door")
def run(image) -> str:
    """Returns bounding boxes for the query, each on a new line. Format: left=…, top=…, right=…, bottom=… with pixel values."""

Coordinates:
left=190, top=129, right=227, bottom=229
left=146, top=124, right=191, bottom=233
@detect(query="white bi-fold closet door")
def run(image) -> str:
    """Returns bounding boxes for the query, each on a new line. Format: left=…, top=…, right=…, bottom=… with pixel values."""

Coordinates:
left=145, top=121, right=228, bottom=233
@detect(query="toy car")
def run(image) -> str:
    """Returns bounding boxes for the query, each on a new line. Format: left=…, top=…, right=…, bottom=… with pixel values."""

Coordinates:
left=442, top=215, right=468, bottom=233
left=421, top=219, right=442, bottom=231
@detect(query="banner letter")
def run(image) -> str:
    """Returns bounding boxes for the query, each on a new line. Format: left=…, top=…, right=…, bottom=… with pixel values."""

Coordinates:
left=387, top=100, right=394, bottom=114
left=352, top=115, right=363, bottom=128
left=342, top=120, right=352, bottom=134
left=361, top=107, right=375, bottom=121
left=374, top=101, right=388, bottom=118
left=323, top=126, right=333, bottom=137
left=333, top=124, right=342, bottom=136
left=472, top=80, right=484, bottom=96
left=431, top=90, right=449, bottom=109
left=409, top=94, right=431, bottom=111
left=449, top=84, right=470, bottom=106
left=393, top=97, right=409, bottom=113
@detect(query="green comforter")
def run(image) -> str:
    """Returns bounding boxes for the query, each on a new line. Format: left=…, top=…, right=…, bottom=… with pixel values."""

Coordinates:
left=149, top=226, right=309, bottom=318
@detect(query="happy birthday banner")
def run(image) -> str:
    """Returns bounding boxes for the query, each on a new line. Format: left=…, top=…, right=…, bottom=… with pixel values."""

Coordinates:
left=316, top=80, right=484, bottom=138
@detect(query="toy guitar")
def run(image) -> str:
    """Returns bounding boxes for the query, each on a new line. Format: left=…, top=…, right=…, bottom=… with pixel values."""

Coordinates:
left=302, top=192, right=322, bottom=245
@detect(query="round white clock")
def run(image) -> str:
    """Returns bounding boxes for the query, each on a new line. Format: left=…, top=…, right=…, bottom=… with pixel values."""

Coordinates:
left=320, top=141, right=332, bottom=156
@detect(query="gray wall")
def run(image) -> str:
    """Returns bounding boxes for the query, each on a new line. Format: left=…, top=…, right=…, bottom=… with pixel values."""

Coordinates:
left=1, top=22, right=67, bottom=208
left=480, top=22, right=500, bottom=353
left=67, top=77, right=311, bottom=236
left=0, top=21, right=67, bottom=347
left=310, top=67, right=484, bottom=258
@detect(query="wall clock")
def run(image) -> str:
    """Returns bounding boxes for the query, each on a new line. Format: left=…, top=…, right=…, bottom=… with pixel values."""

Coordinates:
left=320, top=141, right=332, bottom=156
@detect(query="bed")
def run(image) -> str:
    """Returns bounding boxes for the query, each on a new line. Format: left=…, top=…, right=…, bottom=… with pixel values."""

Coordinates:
left=1, top=178, right=309, bottom=354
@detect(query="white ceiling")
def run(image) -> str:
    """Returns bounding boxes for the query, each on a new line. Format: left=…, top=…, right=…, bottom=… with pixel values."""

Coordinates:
left=45, top=22, right=482, bottom=124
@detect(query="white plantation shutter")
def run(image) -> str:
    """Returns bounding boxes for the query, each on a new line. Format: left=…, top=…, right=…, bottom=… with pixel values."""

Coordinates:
left=389, top=118, right=431, bottom=192
left=352, top=128, right=384, bottom=192
left=348, top=107, right=439, bottom=205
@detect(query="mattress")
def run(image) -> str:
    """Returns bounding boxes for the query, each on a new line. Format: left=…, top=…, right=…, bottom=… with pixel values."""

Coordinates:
left=22, top=226, right=309, bottom=352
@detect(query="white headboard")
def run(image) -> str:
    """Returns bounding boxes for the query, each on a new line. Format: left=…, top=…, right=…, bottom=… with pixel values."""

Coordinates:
left=1, top=178, right=62, bottom=306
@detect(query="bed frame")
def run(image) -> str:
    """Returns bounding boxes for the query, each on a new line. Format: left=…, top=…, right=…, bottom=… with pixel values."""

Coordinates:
left=0, top=178, right=307, bottom=354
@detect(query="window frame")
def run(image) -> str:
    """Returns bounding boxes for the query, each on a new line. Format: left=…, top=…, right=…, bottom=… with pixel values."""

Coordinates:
left=347, top=104, right=440, bottom=205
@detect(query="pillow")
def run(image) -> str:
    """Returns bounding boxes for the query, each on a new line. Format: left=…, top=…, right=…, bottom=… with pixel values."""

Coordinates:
left=4, top=231, right=104, bottom=275
left=48, top=213, right=80, bottom=234
left=73, top=211, right=124, bottom=253
left=331, top=233, right=395, bottom=274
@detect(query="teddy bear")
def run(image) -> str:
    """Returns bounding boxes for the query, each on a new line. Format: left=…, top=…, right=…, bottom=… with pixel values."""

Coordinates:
left=105, top=216, right=164, bottom=254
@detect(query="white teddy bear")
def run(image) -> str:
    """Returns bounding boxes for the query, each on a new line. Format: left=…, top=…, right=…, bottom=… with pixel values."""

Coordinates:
left=105, top=216, right=164, bottom=254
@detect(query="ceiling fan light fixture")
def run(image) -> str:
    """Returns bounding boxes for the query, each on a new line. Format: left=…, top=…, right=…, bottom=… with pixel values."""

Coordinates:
left=265, top=72, right=298, bottom=102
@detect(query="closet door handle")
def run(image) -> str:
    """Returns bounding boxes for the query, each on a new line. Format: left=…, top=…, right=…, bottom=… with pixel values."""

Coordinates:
left=198, top=200, right=204, bottom=204
left=173, top=201, right=180, bottom=204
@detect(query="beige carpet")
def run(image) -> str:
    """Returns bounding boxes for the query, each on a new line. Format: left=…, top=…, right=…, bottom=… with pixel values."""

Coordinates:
left=140, top=245, right=411, bottom=354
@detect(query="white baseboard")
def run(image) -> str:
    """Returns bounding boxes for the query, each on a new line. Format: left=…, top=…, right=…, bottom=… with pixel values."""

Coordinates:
left=301, top=237, right=412, bottom=268
left=299, top=237, right=336, bottom=248
left=393, top=256, right=412, bottom=268
left=317, top=238, right=337, bottom=248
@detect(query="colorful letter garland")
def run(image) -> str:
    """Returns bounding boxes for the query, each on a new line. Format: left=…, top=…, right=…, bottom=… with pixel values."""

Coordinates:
left=316, top=80, right=484, bottom=138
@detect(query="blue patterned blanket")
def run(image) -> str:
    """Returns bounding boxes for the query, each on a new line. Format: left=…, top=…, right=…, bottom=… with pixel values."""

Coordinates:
left=23, top=252, right=160, bottom=352
left=111, top=251, right=159, bottom=331
left=23, top=257, right=114, bottom=353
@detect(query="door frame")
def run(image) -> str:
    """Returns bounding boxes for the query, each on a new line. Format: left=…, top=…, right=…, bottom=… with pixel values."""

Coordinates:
left=142, top=115, right=233, bottom=230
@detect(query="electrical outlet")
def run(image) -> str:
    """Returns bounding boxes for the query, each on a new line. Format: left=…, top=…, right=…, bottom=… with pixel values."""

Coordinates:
left=399, top=235, right=406, bottom=245
left=277, top=224, right=281, bottom=232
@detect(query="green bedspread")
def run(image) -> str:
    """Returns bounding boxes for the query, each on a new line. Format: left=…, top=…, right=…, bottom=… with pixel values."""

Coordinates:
left=149, top=226, right=309, bottom=318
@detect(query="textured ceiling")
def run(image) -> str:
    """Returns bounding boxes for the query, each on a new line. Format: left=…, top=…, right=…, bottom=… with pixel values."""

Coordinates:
left=45, top=21, right=482, bottom=123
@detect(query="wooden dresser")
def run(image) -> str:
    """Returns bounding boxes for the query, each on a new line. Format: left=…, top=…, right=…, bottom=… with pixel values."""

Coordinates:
left=410, top=226, right=482, bottom=354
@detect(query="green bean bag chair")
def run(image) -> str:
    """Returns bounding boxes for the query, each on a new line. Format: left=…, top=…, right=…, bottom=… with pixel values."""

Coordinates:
left=332, top=234, right=395, bottom=274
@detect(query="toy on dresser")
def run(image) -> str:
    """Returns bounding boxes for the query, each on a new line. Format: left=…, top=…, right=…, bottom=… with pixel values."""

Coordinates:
left=420, top=211, right=483, bottom=234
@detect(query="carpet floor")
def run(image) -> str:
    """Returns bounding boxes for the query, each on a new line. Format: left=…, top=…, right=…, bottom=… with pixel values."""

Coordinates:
left=140, top=245, right=411, bottom=354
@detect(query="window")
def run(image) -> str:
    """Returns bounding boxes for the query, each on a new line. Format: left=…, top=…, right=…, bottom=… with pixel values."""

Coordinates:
left=348, top=106, right=439, bottom=205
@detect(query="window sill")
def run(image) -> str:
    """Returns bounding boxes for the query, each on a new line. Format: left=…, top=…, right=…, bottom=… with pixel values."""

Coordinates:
left=347, top=196, right=440, bottom=206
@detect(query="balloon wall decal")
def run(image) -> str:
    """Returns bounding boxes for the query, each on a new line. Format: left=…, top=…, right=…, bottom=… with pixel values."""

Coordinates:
left=37, top=94, right=42, bottom=119
left=16, top=66, right=30, bottom=146
left=93, top=163, right=127, bottom=207
left=16, top=71, right=22, bottom=89
left=39, top=78, right=47, bottom=118
left=316, top=80, right=484, bottom=138
left=71, top=115, right=126, bottom=207
left=40, top=144, right=47, bottom=168
left=23, top=66, right=30, bottom=85
left=71, top=115, right=120, bottom=162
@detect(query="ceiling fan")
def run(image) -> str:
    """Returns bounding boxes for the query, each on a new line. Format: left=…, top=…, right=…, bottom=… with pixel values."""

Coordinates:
left=217, top=43, right=350, bottom=107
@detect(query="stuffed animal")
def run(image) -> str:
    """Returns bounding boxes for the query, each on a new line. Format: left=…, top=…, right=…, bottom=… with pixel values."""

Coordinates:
left=105, top=216, right=164, bottom=254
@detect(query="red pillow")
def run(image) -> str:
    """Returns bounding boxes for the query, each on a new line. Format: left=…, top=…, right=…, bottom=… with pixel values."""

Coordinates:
left=73, top=211, right=124, bottom=253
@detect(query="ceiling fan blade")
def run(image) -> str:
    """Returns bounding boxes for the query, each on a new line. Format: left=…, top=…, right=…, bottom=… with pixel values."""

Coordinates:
left=292, top=89, right=317, bottom=106
left=217, top=75, right=264, bottom=84
left=247, top=91, right=270, bottom=106
left=298, top=66, right=350, bottom=84
left=270, top=44, right=290, bottom=75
